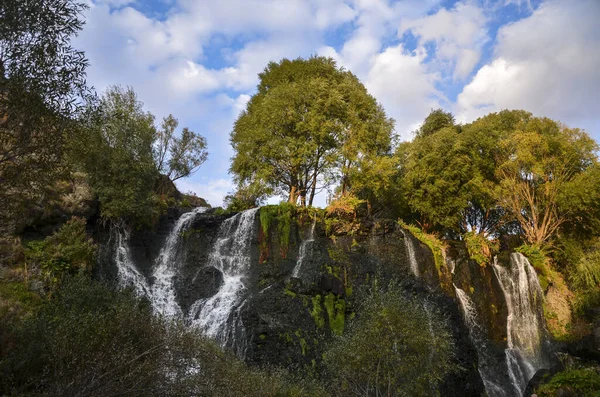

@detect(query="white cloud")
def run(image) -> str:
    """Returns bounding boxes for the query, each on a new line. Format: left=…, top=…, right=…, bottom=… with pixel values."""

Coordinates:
left=457, top=0, right=600, bottom=136
left=366, top=44, right=442, bottom=140
left=399, top=1, right=489, bottom=80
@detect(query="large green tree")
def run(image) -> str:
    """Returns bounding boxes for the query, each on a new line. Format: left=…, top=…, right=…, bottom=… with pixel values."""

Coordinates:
left=230, top=56, right=393, bottom=206
left=496, top=117, right=598, bottom=246
left=75, top=86, right=159, bottom=225
left=0, top=0, right=89, bottom=230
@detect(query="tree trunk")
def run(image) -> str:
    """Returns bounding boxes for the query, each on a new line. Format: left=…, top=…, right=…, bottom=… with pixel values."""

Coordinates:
left=288, top=185, right=297, bottom=204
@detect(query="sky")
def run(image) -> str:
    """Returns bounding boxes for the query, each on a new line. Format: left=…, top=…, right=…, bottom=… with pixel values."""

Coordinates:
left=74, top=0, right=600, bottom=207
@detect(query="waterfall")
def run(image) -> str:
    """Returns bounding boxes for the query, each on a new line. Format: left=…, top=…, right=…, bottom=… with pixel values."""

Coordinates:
left=454, top=286, right=512, bottom=397
left=114, top=229, right=151, bottom=297
left=292, top=217, right=317, bottom=278
left=402, top=229, right=420, bottom=276
left=493, top=253, right=552, bottom=395
left=188, top=208, right=258, bottom=355
left=151, top=207, right=207, bottom=317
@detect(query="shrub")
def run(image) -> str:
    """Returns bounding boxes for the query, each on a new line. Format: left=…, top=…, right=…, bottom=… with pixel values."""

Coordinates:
left=323, top=283, right=457, bottom=396
left=0, top=277, right=329, bottom=397
left=464, top=231, right=498, bottom=267
left=536, top=366, right=600, bottom=397
left=25, top=217, right=96, bottom=285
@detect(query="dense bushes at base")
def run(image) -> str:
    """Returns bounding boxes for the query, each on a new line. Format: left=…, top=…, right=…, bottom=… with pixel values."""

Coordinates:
left=323, top=284, right=457, bottom=396
left=0, top=277, right=327, bottom=397
left=536, top=366, right=600, bottom=397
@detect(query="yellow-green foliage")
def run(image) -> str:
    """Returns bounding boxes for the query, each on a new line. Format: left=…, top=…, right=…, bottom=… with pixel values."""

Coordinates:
left=571, top=249, right=600, bottom=291
left=536, top=367, right=600, bottom=397
left=25, top=217, right=97, bottom=285
left=311, top=295, right=325, bottom=329
left=325, top=194, right=365, bottom=217
left=324, top=293, right=345, bottom=336
left=464, top=231, right=498, bottom=267
left=0, top=282, right=42, bottom=319
left=515, top=244, right=549, bottom=275
left=398, top=220, right=446, bottom=277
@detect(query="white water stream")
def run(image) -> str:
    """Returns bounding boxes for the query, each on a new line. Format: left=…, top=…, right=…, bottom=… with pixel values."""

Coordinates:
left=292, top=217, right=317, bottom=278
left=454, top=285, right=511, bottom=397
left=402, top=229, right=420, bottom=277
left=151, top=207, right=208, bottom=317
left=188, top=208, right=258, bottom=354
left=493, top=253, right=551, bottom=396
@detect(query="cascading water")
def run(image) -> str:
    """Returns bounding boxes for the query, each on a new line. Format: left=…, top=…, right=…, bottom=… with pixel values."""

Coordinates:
left=151, top=207, right=208, bottom=317
left=292, top=217, right=317, bottom=278
left=402, top=229, right=420, bottom=276
left=188, top=208, right=258, bottom=356
left=114, top=229, right=151, bottom=297
left=493, top=253, right=552, bottom=395
left=454, top=286, right=512, bottom=397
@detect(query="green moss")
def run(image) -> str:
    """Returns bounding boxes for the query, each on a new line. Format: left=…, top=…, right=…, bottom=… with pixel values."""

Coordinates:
left=469, top=286, right=475, bottom=294
left=324, top=292, right=345, bottom=336
left=299, top=338, right=308, bottom=356
left=311, top=295, right=325, bottom=329
left=284, top=288, right=297, bottom=298
left=536, top=367, right=600, bottom=397
left=259, top=333, right=267, bottom=340
left=259, top=203, right=296, bottom=258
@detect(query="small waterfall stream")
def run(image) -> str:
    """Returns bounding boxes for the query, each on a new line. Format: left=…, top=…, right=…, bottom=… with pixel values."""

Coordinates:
left=115, top=229, right=151, bottom=297
left=188, top=208, right=258, bottom=356
left=455, top=286, right=512, bottom=397
left=292, top=217, right=317, bottom=278
left=493, top=253, right=552, bottom=395
left=401, top=229, right=420, bottom=277
left=151, top=207, right=207, bottom=317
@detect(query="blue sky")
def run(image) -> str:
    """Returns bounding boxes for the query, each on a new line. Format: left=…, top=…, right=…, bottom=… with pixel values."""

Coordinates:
left=74, top=0, right=600, bottom=207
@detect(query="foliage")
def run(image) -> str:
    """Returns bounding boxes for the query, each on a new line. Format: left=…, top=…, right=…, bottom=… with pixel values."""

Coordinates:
left=415, top=109, right=456, bottom=137
left=326, top=194, right=365, bottom=218
left=515, top=244, right=549, bottom=276
left=464, top=232, right=498, bottom=267
left=496, top=118, right=598, bottom=246
left=0, top=0, right=90, bottom=227
left=536, top=366, right=600, bottom=397
left=230, top=56, right=393, bottom=206
left=154, top=114, right=208, bottom=186
left=74, top=86, right=160, bottom=226
left=323, top=283, right=457, bottom=396
left=24, top=217, right=96, bottom=285
left=0, top=277, right=329, bottom=397
left=224, top=182, right=267, bottom=212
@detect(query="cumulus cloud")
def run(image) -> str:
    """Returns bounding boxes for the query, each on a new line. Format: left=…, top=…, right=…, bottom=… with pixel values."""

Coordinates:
left=457, top=0, right=600, bottom=136
left=366, top=45, right=442, bottom=140
left=399, top=1, right=489, bottom=80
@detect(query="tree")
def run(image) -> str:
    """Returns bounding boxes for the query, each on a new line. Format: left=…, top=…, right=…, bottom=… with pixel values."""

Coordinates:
left=230, top=56, right=393, bottom=207
left=324, top=284, right=456, bottom=396
left=415, top=108, right=456, bottom=138
left=154, top=114, right=208, bottom=186
left=496, top=117, right=598, bottom=246
left=0, top=0, right=89, bottom=230
left=75, top=86, right=158, bottom=225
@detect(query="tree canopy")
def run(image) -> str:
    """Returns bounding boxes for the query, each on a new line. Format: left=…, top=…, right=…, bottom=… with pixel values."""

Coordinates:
left=230, top=56, right=394, bottom=207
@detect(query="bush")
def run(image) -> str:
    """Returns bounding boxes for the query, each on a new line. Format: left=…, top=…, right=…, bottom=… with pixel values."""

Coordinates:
left=0, top=277, right=329, bottom=397
left=323, top=283, right=457, bottom=396
left=464, top=231, right=498, bottom=267
left=25, top=217, right=96, bottom=285
left=536, top=366, right=600, bottom=397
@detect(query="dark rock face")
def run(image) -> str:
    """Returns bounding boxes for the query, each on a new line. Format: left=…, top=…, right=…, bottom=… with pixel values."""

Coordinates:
left=94, top=210, right=493, bottom=396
